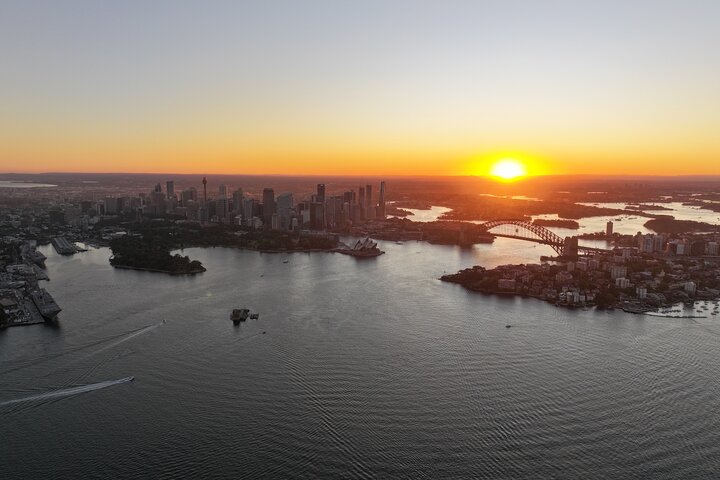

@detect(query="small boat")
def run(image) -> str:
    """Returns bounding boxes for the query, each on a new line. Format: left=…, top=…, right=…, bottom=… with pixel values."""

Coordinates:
left=283, top=259, right=289, bottom=263
left=231, top=308, right=250, bottom=324
left=505, top=325, right=512, bottom=328
left=250, top=313, right=259, bottom=320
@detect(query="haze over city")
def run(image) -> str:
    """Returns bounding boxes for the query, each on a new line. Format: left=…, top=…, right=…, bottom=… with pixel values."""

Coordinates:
left=2, top=0, right=720, bottom=176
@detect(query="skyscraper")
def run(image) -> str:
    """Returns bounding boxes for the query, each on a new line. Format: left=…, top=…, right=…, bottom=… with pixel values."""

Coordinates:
left=358, top=187, right=365, bottom=220
left=317, top=183, right=326, bottom=203
left=365, top=184, right=373, bottom=220
left=166, top=181, right=175, bottom=200
left=378, top=181, right=386, bottom=218
left=242, top=197, right=254, bottom=226
left=262, top=188, right=276, bottom=226
left=276, top=192, right=294, bottom=231
left=202, top=177, right=208, bottom=202
left=232, top=189, right=244, bottom=216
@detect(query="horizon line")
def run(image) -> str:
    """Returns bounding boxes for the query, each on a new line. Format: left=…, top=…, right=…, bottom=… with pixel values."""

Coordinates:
left=2, top=171, right=720, bottom=180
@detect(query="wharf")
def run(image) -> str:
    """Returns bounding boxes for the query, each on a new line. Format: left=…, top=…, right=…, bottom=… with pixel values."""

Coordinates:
left=51, top=237, right=77, bottom=255
left=31, top=289, right=61, bottom=320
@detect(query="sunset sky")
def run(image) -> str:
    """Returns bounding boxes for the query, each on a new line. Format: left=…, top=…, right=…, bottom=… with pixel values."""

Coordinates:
left=1, top=0, right=719, bottom=176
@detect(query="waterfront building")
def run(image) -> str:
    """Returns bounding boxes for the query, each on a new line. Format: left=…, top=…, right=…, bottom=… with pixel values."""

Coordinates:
left=563, top=236, right=578, bottom=259
left=262, top=188, right=276, bottom=226
left=606, top=220, right=613, bottom=237
left=365, top=184, right=373, bottom=220
left=358, top=187, right=365, bottom=219
left=242, top=198, right=255, bottom=226
left=378, top=181, right=386, bottom=219
left=310, top=202, right=325, bottom=230
left=276, top=193, right=294, bottom=230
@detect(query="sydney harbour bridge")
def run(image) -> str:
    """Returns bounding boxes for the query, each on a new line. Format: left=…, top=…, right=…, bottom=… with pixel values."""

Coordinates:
left=478, top=219, right=608, bottom=257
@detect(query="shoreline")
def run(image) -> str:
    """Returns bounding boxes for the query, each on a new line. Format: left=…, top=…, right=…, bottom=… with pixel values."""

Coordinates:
left=441, top=279, right=717, bottom=316
left=111, top=264, right=207, bottom=275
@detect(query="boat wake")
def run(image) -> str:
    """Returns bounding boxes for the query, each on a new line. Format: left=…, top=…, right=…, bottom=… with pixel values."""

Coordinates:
left=0, top=377, right=134, bottom=407
left=91, top=323, right=160, bottom=356
left=0, top=322, right=163, bottom=377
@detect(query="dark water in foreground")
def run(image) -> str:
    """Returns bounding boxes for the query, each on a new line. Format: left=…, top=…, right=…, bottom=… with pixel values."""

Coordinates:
left=2, top=239, right=720, bottom=479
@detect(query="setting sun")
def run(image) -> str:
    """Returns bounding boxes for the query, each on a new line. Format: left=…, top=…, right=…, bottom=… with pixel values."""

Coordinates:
left=490, top=159, right=527, bottom=180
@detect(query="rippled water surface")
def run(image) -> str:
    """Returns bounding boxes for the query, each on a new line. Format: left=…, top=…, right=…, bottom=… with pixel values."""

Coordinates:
left=2, top=240, right=720, bottom=479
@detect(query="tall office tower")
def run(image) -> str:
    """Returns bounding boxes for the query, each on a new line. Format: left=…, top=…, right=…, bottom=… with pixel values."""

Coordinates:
left=317, top=184, right=326, bottom=203
left=328, top=196, right=343, bottom=228
left=150, top=189, right=166, bottom=215
left=378, top=181, right=386, bottom=218
left=606, top=221, right=613, bottom=237
left=276, top=193, right=294, bottom=230
left=181, top=187, right=198, bottom=206
left=216, top=197, right=229, bottom=222
left=310, top=202, right=325, bottom=230
left=104, top=197, right=118, bottom=215
left=202, top=177, right=208, bottom=202
left=242, top=197, right=255, bottom=225
left=343, top=191, right=353, bottom=205
left=232, top=189, right=244, bottom=215
left=166, top=181, right=175, bottom=200
left=358, top=187, right=366, bottom=220
left=365, top=184, right=374, bottom=220
left=262, top=188, right=276, bottom=225
left=214, top=184, right=228, bottom=221
left=198, top=204, right=209, bottom=224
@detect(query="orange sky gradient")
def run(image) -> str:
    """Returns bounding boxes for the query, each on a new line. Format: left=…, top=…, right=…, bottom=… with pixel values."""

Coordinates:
left=1, top=2, right=719, bottom=177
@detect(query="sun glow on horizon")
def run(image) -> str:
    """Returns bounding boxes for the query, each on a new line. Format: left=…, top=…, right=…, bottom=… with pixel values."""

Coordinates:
left=490, top=159, right=527, bottom=180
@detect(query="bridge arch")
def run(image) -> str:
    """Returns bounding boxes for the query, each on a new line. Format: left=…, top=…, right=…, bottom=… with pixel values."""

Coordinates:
left=480, top=219, right=565, bottom=255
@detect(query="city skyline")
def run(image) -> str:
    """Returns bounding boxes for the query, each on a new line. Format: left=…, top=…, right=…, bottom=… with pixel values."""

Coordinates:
left=2, top=1, right=720, bottom=176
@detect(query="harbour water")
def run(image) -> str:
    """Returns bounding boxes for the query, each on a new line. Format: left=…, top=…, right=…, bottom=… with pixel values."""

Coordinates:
left=2, top=239, right=720, bottom=478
